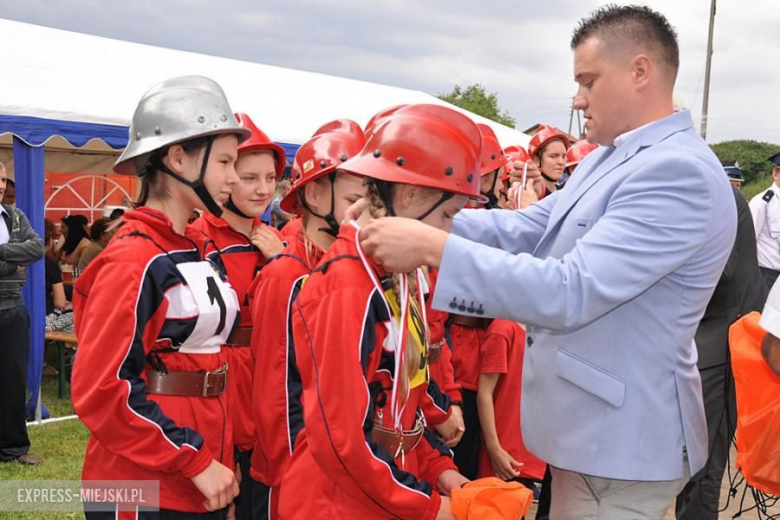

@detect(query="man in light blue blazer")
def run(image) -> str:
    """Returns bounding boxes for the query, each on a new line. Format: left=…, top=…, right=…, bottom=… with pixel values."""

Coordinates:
left=356, top=5, right=737, bottom=518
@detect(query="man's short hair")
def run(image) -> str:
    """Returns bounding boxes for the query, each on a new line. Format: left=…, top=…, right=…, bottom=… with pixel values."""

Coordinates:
left=571, top=4, right=679, bottom=82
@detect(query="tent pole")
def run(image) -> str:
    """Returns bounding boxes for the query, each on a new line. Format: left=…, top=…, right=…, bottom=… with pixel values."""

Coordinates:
left=13, top=137, right=47, bottom=422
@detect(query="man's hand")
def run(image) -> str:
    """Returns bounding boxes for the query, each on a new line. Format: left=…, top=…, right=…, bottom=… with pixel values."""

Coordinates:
left=436, top=405, right=465, bottom=448
left=250, top=226, right=285, bottom=258
left=190, top=459, right=239, bottom=512
left=359, top=218, right=448, bottom=272
left=437, top=469, right=470, bottom=496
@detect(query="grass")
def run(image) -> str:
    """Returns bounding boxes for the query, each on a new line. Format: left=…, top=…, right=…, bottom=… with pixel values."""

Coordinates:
left=0, top=372, right=88, bottom=519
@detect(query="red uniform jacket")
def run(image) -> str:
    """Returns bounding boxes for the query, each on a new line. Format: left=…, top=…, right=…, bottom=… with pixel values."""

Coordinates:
left=249, top=231, right=324, bottom=490
left=71, top=208, right=240, bottom=513
left=191, top=213, right=283, bottom=452
left=478, top=320, right=546, bottom=480
left=426, top=268, right=462, bottom=405
left=280, top=217, right=302, bottom=239
left=448, top=323, right=487, bottom=392
left=277, top=226, right=456, bottom=520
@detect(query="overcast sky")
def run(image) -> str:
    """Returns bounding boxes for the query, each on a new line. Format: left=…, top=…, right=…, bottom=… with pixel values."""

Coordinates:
left=2, top=0, right=778, bottom=145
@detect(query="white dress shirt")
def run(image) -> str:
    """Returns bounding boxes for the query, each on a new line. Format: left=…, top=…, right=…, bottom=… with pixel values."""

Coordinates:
left=749, top=183, right=780, bottom=270
left=0, top=205, right=9, bottom=245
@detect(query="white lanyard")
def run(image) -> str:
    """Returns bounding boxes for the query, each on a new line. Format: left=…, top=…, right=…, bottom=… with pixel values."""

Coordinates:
left=512, top=162, right=528, bottom=210
left=350, top=221, right=427, bottom=434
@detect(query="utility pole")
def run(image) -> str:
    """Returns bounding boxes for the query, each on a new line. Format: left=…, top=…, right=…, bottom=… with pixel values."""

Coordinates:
left=700, top=0, right=716, bottom=140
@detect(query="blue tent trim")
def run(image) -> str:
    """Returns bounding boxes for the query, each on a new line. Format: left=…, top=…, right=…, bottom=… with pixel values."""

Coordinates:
left=2, top=114, right=299, bottom=419
left=0, top=114, right=129, bottom=150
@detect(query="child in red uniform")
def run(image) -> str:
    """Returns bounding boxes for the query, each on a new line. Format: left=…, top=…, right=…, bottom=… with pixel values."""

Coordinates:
left=477, top=319, right=546, bottom=486
left=248, top=119, right=368, bottom=519
left=277, top=104, right=483, bottom=520
left=447, top=124, right=509, bottom=480
left=191, top=113, right=286, bottom=520
left=425, top=268, right=465, bottom=448
left=71, top=76, right=248, bottom=518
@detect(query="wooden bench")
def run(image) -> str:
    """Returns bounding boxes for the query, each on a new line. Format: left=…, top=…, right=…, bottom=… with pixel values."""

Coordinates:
left=44, top=331, right=78, bottom=398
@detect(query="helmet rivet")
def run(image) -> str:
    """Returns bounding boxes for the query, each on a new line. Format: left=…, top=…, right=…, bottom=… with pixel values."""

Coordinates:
left=135, top=132, right=142, bottom=141
left=444, top=166, right=453, bottom=176
left=491, top=154, right=496, bottom=160
left=154, top=126, right=162, bottom=135
left=373, top=149, right=382, bottom=158
left=467, top=174, right=474, bottom=182
left=320, top=160, right=328, bottom=168
left=220, top=114, right=228, bottom=122
left=396, top=157, right=406, bottom=166
left=197, top=116, right=206, bottom=124
left=340, top=155, right=348, bottom=162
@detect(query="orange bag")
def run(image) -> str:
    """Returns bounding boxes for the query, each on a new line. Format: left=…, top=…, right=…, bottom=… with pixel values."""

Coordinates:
left=450, top=477, right=533, bottom=520
left=728, top=311, right=780, bottom=495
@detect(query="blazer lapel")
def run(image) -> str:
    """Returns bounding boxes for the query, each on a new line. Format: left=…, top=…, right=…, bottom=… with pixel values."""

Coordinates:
left=537, top=110, right=696, bottom=249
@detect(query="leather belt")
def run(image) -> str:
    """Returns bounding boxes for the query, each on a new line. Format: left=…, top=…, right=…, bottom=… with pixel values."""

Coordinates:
left=226, top=326, right=252, bottom=347
left=449, top=314, right=490, bottom=329
left=428, top=339, right=444, bottom=364
left=145, top=364, right=228, bottom=397
left=372, top=416, right=424, bottom=458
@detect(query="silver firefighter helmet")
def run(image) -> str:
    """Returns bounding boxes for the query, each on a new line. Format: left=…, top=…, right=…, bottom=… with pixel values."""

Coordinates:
left=114, top=75, right=251, bottom=175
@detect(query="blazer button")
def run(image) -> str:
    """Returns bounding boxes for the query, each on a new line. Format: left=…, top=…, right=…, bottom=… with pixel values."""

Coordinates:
left=449, top=298, right=458, bottom=310
left=467, top=302, right=475, bottom=313
left=527, top=336, right=534, bottom=347
left=458, top=300, right=467, bottom=312
left=476, top=305, right=484, bottom=316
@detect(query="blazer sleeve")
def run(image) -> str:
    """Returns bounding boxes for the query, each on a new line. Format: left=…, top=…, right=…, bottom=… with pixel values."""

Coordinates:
left=449, top=192, right=557, bottom=254
left=434, top=158, right=729, bottom=331
left=293, top=285, right=442, bottom=520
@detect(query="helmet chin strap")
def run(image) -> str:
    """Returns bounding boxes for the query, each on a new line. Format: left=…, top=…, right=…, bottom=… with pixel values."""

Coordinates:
left=150, top=136, right=224, bottom=218
left=225, top=197, right=254, bottom=219
left=480, top=169, right=500, bottom=210
left=298, top=171, right=340, bottom=238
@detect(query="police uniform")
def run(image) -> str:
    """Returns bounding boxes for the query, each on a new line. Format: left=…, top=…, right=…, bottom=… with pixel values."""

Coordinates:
left=748, top=152, right=780, bottom=289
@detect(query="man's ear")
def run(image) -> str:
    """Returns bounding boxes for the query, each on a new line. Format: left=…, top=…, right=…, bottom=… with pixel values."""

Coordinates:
left=632, top=54, right=652, bottom=89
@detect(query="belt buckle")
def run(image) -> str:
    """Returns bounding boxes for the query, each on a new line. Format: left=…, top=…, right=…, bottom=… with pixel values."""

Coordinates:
left=202, top=364, right=227, bottom=397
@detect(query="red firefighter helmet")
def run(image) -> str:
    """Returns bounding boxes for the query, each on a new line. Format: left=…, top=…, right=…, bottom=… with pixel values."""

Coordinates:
left=501, top=148, right=531, bottom=182
left=235, top=113, right=287, bottom=179
left=527, top=125, right=571, bottom=159
left=565, top=140, right=599, bottom=172
left=503, top=145, right=523, bottom=155
left=281, top=119, right=366, bottom=213
left=477, top=124, right=508, bottom=176
left=364, top=104, right=408, bottom=139
left=340, top=104, right=485, bottom=202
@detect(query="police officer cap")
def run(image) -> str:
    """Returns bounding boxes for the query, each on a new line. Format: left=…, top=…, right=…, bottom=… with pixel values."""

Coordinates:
left=723, top=165, right=744, bottom=183
left=769, top=151, right=780, bottom=168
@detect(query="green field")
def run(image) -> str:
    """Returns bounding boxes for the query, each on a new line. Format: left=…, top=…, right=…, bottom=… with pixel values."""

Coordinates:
left=0, top=377, right=88, bottom=519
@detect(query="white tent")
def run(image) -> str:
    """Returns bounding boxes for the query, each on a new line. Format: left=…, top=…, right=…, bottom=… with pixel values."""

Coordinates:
left=0, top=18, right=530, bottom=167
left=1, top=18, right=532, bottom=422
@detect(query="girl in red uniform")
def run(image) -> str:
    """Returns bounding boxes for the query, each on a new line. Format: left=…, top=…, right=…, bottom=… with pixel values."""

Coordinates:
left=72, top=76, right=249, bottom=518
left=277, top=104, right=482, bottom=520
left=191, top=113, right=286, bottom=520
left=248, top=119, right=368, bottom=519
left=527, top=125, right=570, bottom=196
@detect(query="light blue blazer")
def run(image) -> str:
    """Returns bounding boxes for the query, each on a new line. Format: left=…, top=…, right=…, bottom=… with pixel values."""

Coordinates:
left=433, top=110, right=736, bottom=480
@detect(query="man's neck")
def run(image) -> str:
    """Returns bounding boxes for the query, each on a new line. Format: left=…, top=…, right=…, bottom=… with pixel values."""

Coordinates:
left=222, top=209, right=254, bottom=237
